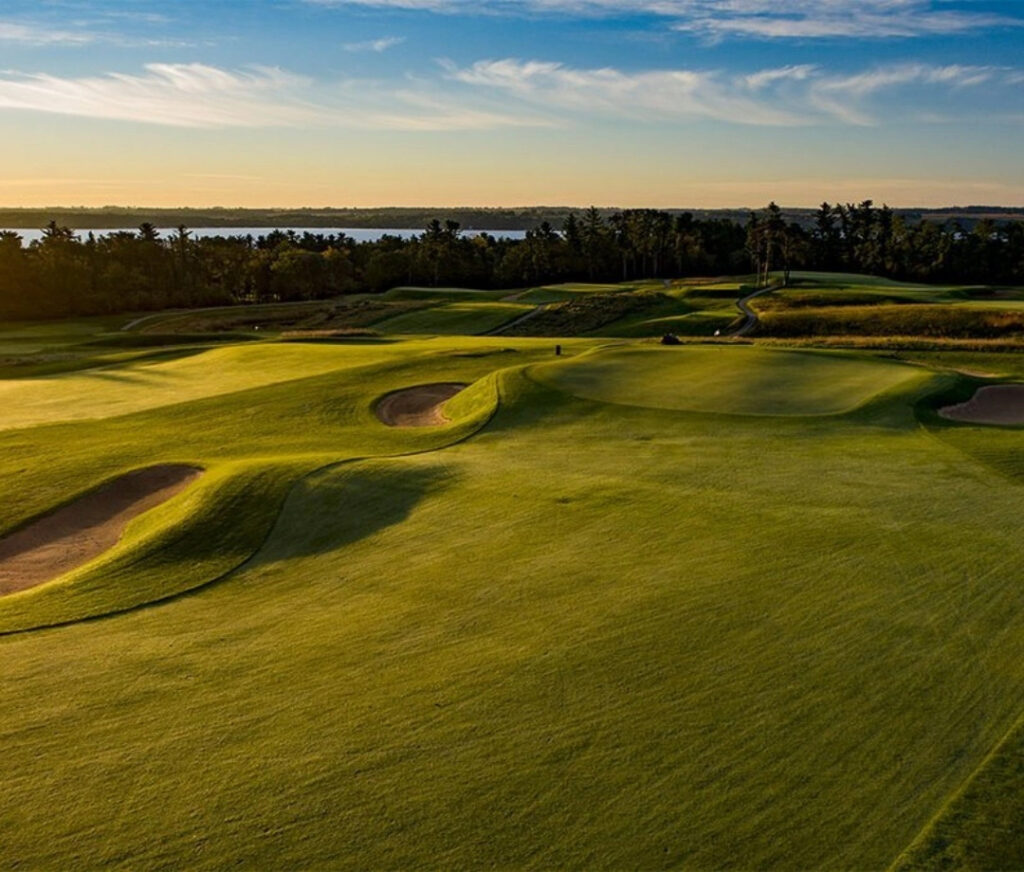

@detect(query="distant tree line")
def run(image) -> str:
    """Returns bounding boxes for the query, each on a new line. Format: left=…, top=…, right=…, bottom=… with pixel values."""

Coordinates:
left=2, top=204, right=1021, bottom=232
left=1, top=203, right=1022, bottom=320
left=747, top=200, right=1024, bottom=289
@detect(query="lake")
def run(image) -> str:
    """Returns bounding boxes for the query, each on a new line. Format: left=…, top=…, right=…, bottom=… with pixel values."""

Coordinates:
left=2, top=227, right=528, bottom=245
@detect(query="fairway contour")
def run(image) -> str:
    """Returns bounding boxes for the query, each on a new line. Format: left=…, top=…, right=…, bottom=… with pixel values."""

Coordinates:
left=939, top=384, right=1024, bottom=425
left=532, top=345, right=921, bottom=416
left=0, top=465, right=201, bottom=596
left=375, top=383, right=467, bottom=427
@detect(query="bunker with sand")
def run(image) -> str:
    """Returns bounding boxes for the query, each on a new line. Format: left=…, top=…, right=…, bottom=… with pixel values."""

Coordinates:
left=375, top=382, right=467, bottom=427
left=0, top=464, right=202, bottom=596
left=939, top=384, right=1024, bottom=425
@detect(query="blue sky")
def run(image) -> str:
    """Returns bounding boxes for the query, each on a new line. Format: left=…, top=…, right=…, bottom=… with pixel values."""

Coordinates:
left=0, top=0, right=1021, bottom=207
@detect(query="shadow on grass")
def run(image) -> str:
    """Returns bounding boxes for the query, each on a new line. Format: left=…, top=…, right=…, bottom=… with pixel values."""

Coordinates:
left=67, top=347, right=215, bottom=383
left=86, top=332, right=261, bottom=348
left=247, top=460, right=453, bottom=567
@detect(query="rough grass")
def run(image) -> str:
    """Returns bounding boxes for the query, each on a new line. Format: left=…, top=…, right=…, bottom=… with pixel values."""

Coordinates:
left=506, top=291, right=679, bottom=337
left=515, top=281, right=661, bottom=304
left=136, top=299, right=426, bottom=335
left=757, top=305, right=1024, bottom=339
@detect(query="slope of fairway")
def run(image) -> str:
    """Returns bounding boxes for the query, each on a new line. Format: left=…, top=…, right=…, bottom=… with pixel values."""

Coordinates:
left=0, top=315, right=133, bottom=356
left=532, top=344, right=925, bottom=416
left=0, top=342, right=406, bottom=429
left=0, top=342, right=538, bottom=633
left=382, top=286, right=506, bottom=302
left=784, top=271, right=955, bottom=292
left=371, top=301, right=532, bottom=335
left=595, top=310, right=737, bottom=338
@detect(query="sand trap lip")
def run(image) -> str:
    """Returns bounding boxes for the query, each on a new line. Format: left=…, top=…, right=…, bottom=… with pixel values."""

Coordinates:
left=375, top=383, right=467, bottom=427
left=939, top=384, right=1024, bottom=425
left=0, top=464, right=202, bottom=597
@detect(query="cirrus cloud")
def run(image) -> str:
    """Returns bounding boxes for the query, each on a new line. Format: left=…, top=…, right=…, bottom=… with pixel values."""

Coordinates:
left=0, top=63, right=317, bottom=128
left=305, top=0, right=1022, bottom=40
left=446, top=57, right=1021, bottom=127
left=0, top=57, right=1017, bottom=133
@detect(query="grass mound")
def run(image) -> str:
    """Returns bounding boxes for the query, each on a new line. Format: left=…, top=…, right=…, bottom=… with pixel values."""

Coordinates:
left=531, top=344, right=924, bottom=416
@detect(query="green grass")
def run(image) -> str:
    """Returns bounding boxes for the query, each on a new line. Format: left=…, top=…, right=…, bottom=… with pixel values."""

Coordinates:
left=531, top=344, right=926, bottom=416
left=783, top=270, right=954, bottom=291
left=1, top=277, right=1023, bottom=869
left=370, top=301, right=532, bottom=335
left=599, top=309, right=738, bottom=338
left=0, top=342, right=403, bottom=430
left=381, top=286, right=507, bottom=302
left=892, top=713, right=1024, bottom=871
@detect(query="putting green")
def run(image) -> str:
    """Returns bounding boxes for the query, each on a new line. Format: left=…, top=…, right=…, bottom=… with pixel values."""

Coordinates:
left=531, top=345, right=924, bottom=416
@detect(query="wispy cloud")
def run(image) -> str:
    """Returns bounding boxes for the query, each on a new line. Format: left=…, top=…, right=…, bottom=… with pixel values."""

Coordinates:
left=446, top=58, right=804, bottom=125
left=0, top=64, right=318, bottom=128
left=0, top=21, right=94, bottom=45
left=448, top=57, right=1024, bottom=127
left=809, top=63, right=1003, bottom=123
left=343, top=35, right=406, bottom=51
left=672, top=0, right=1018, bottom=40
left=0, top=57, right=1017, bottom=132
left=305, top=0, right=1021, bottom=40
left=0, top=62, right=549, bottom=131
left=741, top=64, right=817, bottom=90
left=0, top=16, right=200, bottom=49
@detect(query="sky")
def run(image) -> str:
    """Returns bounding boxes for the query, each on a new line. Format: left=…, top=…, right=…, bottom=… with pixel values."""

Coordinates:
left=0, top=0, right=1022, bottom=208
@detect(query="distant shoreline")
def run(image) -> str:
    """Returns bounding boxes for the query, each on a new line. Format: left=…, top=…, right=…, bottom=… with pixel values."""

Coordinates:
left=0, top=204, right=1022, bottom=232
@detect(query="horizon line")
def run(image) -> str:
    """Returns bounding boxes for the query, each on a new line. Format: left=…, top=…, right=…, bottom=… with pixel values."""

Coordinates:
left=1, top=203, right=1022, bottom=213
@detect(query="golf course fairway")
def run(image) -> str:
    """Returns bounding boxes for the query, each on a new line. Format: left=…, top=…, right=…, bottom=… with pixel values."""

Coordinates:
left=1, top=330, right=1022, bottom=870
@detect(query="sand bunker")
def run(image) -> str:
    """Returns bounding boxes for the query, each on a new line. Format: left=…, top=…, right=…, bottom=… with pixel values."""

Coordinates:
left=0, top=465, right=201, bottom=596
left=939, top=384, right=1024, bottom=425
left=375, top=383, right=467, bottom=427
